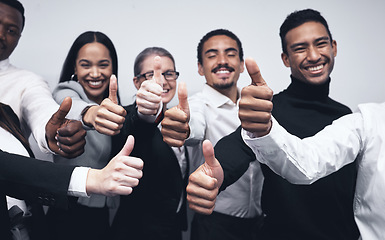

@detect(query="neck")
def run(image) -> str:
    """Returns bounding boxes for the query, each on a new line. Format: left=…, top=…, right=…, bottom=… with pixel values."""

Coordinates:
left=215, top=86, right=239, bottom=103
left=286, top=75, right=331, bottom=100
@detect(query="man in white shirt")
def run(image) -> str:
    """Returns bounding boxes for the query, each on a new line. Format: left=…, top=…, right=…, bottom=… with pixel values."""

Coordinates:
left=0, top=0, right=85, bottom=158
left=161, top=29, right=263, bottom=240
left=186, top=57, right=385, bottom=239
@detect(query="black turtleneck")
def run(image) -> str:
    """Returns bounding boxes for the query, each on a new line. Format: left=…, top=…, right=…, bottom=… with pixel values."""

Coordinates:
left=215, top=76, right=359, bottom=240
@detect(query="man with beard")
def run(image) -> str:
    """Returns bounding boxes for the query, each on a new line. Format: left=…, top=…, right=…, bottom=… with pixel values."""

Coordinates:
left=186, top=9, right=359, bottom=240
left=161, top=29, right=264, bottom=240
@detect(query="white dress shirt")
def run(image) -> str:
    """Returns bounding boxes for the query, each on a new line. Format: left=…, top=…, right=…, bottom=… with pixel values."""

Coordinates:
left=242, top=102, right=385, bottom=239
left=0, top=59, right=58, bottom=153
left=187, top=84, right=263, bottom=218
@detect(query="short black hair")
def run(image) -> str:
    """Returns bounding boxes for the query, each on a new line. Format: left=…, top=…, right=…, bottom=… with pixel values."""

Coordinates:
left=197, top=29, right=244, bottom=65
left=0, top=0, right=25, bottom=29
left=279, top=9, right=333, bottom=54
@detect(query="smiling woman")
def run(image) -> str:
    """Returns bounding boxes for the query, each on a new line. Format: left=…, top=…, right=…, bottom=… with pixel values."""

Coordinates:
left=47, top=31, right=120, bottom=240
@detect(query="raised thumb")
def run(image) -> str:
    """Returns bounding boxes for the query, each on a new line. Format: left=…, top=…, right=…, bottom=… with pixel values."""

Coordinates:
left=177, top=82, right=189, bottom=114
left=117, top=135, right=135, bottom=157
left=245, top=57, right=267, bottom=86
left=109, top=74, right=119, bottom=104
left=51, top=97, right=72, bottom=125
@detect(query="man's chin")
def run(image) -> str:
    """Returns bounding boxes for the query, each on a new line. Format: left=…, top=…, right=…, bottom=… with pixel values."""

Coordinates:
left=213, top=82, right=234, bottom=90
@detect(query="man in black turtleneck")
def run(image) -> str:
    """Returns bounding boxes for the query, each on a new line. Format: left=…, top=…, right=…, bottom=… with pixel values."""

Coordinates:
left=187, top=9, right=360, bottom=240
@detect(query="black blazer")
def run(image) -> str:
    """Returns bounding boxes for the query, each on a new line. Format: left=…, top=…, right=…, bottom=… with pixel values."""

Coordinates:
left=111, top=104, right=188, bottom=240
left=0, top=150, right=75, bottom=239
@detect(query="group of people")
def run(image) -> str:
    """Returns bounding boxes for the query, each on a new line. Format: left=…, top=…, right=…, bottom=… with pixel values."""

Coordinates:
left=1, top=0, right=384, bottom=240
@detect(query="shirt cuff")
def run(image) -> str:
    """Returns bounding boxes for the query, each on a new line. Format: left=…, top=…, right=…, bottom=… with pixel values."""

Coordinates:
left=68, top=167, right=90, bottom=198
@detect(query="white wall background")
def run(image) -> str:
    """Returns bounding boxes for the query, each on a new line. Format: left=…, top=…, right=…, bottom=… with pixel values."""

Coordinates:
left=13, top=0, right=385, bottom=111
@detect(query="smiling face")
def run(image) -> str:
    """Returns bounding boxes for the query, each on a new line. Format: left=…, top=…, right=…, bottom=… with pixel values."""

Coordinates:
left=198, top=35, right=244, bottom=90
left=75, top=42, right=112, bottom=104
left=133, top=55, right=177, bottom=105
left=281, top=21, right=337, bottom=85
left=0, top=3, right=23, bottom=61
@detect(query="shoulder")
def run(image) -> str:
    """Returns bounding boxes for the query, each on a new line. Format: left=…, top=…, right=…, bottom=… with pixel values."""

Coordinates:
left=6, top=66, right=44, bottom=82
left=53, top=81, right=88, bottom=99
left=327, top=97, right=352, bottom=114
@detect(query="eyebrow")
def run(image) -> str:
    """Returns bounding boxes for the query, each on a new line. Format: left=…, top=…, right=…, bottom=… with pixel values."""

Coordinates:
left=289, top=36, right=330, bottom=49
left=78, top=59, right=111, bottom=63
left=204, top=47, right=238, bottom=55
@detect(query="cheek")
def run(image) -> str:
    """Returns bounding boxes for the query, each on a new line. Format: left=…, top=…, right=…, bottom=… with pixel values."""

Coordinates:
left=75, top=68, right=88, bottom=81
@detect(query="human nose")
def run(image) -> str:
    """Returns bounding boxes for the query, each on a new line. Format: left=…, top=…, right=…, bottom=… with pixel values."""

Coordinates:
left=217, top=53, right=227, bottom=65
left=0, top=25, right=6, bottom=40
left=307, top=46, right=321, bottom=62
left=89, top=66, right=101, bottom=78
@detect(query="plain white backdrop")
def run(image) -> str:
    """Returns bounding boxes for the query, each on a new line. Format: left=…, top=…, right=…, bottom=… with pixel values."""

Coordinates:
left=12, top=1, right=385, bottom=236
left=12, top=0, right=385, bottom=112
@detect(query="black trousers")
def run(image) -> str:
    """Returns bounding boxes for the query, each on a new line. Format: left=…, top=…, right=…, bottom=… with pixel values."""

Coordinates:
left=191, top=211, right=264, bottom=240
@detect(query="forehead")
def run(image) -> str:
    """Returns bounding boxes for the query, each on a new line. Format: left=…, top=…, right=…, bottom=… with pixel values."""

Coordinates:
left=285, top=21, right=329, bottom=45
left=0, top=3, right=23, bottom=29
left=140, top=54, right=175, bottom=72
left=77, top=42, right=111, bottom=59
left=203, top=35, right=239, bottom=52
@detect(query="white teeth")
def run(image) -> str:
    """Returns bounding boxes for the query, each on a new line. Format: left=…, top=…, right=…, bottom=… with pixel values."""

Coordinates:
left=217, top=70, right=230, bottom=74
left=308, top=65, right=323, bottom=71
left=89, top=81, right=102, bottom=86
left=163, top=89, right=168, bottom=93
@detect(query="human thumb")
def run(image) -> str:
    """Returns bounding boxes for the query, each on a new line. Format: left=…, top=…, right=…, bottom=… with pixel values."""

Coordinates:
left=153, top=56, right=163, bottom=88
left=245, top=57, right=267, bottom=86
left=51, top=97, right=72, bottom=125
left=202, top=140, right=223, bottom=188
left=117, top=135, right=135, bottom=157
left=177, top=82, right=189, bottom=116
left=108, top=74, right=119, bottom=104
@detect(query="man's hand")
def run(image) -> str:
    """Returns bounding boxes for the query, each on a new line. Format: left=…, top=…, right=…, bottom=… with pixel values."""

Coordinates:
left=46, top=97, right=87, bottom=158
left=86, top=135, right=143, bottom=196
left=238, top=58, right=274, bottom=137
left=136, top=56, right=164, bottom=116
left=186, top=140, right=223, bottom=215
left=161, top=82, right=190, bottom=147
left=83, top=75, right=127, bottom=136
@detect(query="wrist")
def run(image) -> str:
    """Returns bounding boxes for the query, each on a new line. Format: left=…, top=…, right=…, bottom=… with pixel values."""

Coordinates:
left=81, top=106, right=96, bottom=128
left=85, top=168, right=100, bottom=195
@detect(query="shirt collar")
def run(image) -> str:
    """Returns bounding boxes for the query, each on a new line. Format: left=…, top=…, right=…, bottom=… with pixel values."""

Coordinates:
left=0, top=59, right=11, bottom=71
left=201, top=84, right=239, bottom=108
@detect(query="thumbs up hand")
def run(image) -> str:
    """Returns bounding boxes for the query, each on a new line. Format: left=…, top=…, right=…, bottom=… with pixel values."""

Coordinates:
left=186, top=140, right=223, bottom=215
left=45, top=97, right=86, bottom=158
left=86, top=135, right=144, bottom=196
left=136, top=56, right=164, bottom=116
left=238, top=58, right=273, bottom=137
left=161, top=82, right=190, bottom=147
left=82, top=74, right=127, bottom=136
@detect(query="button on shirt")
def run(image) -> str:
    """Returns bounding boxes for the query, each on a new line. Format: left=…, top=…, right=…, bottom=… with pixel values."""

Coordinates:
left=187, top=84, right=263, bottom=218
left=243, top=103, right=385, bottom=239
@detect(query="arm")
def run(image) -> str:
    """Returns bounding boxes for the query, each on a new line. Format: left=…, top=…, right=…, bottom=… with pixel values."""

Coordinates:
left=215, top=126, right=257, bottom=191
left=238, top=58, right=362, bottom=184
left=242, top=115, right=362, bottom=184
left=1, top=135, right=143, bottom=208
